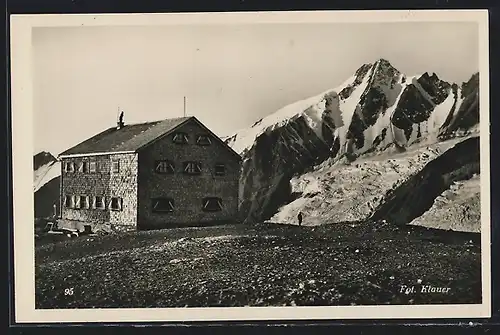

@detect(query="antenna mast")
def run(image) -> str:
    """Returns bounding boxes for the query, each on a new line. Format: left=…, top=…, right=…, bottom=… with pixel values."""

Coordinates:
left=183, top=96, right=186, bottom=117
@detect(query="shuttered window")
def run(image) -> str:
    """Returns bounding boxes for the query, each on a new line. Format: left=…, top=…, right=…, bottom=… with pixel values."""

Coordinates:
left=155, top=160, right=175, bottom=174
left=110, top=197, right=123, bottom=211
left=75, top=195, right=89, bottom=209
left=172, top=132, right=189, bottom=144
left=152, top=198, right=175, bottom=213
left=183, top=161, right=202, bottom=175
left=196, top=134, right=212, bottom=146
left=112, top=160, right=120, bottom=173
left=214, top=163, right=226, bottom=176
left=202, top=197, right=223, bottom=212
left=92, top=196, right=106, bottom=210
left=64, top=162, right=75, bottom=173
left=64, top=195, right=74, bottom=208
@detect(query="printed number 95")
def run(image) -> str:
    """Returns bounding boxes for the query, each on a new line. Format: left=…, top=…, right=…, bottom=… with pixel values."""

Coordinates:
left=64, top=288, right=74, bottom=296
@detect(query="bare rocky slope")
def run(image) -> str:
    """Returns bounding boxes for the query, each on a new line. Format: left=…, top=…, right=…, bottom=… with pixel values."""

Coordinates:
left=227, top=58, right=480, bottom=228
left=369, top=136, right=480, bottom=232
left=267, top=136, right=470, bottom=226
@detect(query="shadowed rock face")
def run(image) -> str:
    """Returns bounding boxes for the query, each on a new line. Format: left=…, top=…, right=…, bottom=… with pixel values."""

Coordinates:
left=234, top=61, right=480, bottom=224
left=35, top=176, right=60, bottom=219
left=239, top=115, right=341, bottom=223
left=439, top=72, right=479, bottom=137
left=34, top=151, right=56, bottom=170
left=339, top=63, right=372, bottom=100
left=369, top=136, right=480, bottom=227
left=34, top=151, right=60, bottom=219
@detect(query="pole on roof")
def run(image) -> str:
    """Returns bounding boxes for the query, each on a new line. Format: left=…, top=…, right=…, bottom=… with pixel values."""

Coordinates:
left=183, top=96, right=186, bottom=117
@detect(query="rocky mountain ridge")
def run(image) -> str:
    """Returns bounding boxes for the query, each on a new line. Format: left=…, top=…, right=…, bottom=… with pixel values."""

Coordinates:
left=228, top=58, right=480, bottom=226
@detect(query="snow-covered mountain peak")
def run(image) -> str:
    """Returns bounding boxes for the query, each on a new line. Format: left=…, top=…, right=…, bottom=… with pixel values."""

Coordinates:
left=232, top=59, right=479, bottom=224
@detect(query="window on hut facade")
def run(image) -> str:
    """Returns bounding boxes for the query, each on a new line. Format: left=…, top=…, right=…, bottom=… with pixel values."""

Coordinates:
left=64, top=161, right=75, bottom=173
left=214, top=163, right=226, bottom=176
left=78, top=161, right=89, bottom=173
left=64, top=195, right=74, bottom=208
left=110, top=197, right=123, bottom=211
left=155, top=160, right=175, bottom=174
left=89, top=161, right=97, bottom=173
left=75, top=195, right=90, bottom=209
left=152, top=197, right=175, bottom=213
left=202, top=197, right=223, bottom=212
left=112, top=160, right=120, bottom=173
left=196, top=134, right=212, bottom=146
left=183, top=161, right=202, bottom=175
left=92, top=196, right=106, bottom=210
left=172, top=132, right=189, bottom=144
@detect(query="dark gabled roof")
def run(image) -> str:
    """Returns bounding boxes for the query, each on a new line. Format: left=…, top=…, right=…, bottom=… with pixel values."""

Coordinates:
left=58, top=116, right=242, bottom=161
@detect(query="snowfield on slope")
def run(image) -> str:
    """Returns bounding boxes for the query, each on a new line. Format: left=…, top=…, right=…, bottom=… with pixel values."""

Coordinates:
left=34, top=161, right=61, bottom=192
left=268, top=137, right=468, bottom=226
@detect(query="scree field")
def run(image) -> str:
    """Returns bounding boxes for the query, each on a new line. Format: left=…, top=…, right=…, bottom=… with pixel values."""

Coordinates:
left=35, top=221, right=481, bottom=308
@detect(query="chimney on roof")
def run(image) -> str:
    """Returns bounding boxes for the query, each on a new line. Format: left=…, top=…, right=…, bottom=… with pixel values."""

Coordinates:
left=117, top=110, right=125, bottom=129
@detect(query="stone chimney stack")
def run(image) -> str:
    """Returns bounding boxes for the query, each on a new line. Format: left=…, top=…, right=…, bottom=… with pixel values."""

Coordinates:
left=117, top=111, right=125, bottom=130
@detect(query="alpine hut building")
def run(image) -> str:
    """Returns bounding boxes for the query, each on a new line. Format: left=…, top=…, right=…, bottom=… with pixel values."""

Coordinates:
left=57, top=113, right=242, bottom=231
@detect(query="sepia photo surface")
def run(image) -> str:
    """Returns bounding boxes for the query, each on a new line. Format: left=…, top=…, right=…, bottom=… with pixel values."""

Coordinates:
left=11, top=10, right=490, bottom=323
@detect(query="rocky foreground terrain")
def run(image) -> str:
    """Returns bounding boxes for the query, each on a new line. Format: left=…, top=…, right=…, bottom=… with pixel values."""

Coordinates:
left=35, top=222, right=480, bottom=308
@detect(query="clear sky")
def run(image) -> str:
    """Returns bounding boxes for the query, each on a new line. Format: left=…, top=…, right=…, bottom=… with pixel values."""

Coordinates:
left=33, top=21, right=479, bottom=155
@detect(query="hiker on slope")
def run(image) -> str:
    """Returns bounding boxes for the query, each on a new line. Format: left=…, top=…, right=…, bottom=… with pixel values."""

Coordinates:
left=297, top=211, right=303, bottom=227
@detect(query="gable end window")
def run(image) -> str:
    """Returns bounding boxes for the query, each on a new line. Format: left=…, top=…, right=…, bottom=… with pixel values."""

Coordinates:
left=112, top=160, right=120, bottom=173
left=152, top=198, right=175, bottom=213
left=155, top=160, right=175, bottom=174
left=109, top=197, right=123, bottom=211
left=64, top=161, right=75, bottom=173
left=196, top=134, right=212, bottom=146
left=172, top=132, right=189, bottom=144
left=202, top=197, right=223, bottom=212
left=183, top=161, right=202, bottom=175
left=214, top=163, right=226, bottom=176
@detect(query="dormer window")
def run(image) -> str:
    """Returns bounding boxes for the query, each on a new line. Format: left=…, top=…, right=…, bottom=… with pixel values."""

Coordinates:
left=172, top=132, right=189, bottom=144
left=155, top=160, right=175, bottom=174
left=152, top=197, right=175, bottom=213
left=196, top=134, right=212, bottom=146
left=183, top=161, right=202, bottom=175
left=64, top=161, right=75, bottom=173
left=202, top=197, right=223, bottom=212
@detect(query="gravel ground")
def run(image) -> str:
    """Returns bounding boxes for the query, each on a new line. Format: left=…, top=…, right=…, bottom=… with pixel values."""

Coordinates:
left=35, top=221, right=481, bottom=309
